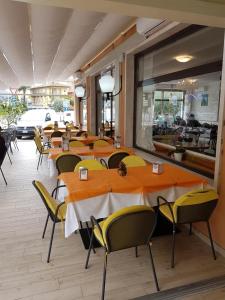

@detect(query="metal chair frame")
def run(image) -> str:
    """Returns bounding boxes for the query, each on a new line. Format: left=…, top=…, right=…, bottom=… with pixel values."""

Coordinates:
left=85, top=211, right=159, bottom=300
left=157, top=195, right=217, bottom=268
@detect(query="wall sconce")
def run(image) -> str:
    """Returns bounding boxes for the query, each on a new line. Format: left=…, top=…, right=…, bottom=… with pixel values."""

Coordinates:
left=98, top=73, right=122, bottom=138
left=74, top=85, right=86, bottom=101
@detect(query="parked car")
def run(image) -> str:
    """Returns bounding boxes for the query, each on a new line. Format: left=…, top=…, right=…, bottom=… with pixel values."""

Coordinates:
left=16, top=109, right=60, bottom=138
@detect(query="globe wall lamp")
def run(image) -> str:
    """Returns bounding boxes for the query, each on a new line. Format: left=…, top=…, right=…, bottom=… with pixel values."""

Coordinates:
left=99, top=73, right=122, bottom=137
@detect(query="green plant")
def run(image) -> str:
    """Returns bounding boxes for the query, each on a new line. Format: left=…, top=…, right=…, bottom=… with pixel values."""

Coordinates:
left=0, top=101, right=27, bottom=126
left=52, top=100, right=64, bottom=112
left=18, top=86, right=30, bottom=103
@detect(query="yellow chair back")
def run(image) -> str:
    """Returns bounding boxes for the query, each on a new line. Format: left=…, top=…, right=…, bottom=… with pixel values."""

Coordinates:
left=33, top=181, right=66, bottom=219
left=34, top=136, right=43, bottom=152
left=74, top=159, right=106, bottom=171
left=173, top=189, right=218, bottom=220
left=69, top=140, right=85, bottom=147
left=94, top=139, right=110, bottom=147
left=122, top=155, right=146, bottom=167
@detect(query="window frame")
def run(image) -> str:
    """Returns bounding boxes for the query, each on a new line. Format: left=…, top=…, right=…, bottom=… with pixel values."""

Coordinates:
left=133, top=25, right=223, bottom=178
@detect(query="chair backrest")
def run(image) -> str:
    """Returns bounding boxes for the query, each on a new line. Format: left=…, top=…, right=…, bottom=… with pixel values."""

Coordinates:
left=108, top=151, right=130, bottom=169
left=76, top=131, right=86, bottom=137
left=174, top=189, right=218, bottom=223
left=34, top=136, right=43, bottom=153
left=51, top=131, right=63, bottom=138
left=1, top=131, right=11, bottom=149
left=69, top=140, right=85, bottom=147
left=74, top=159, right=106, bottom=171
left=102, top=205, right=156, bottom=252
left=94, top=139, right=110, bottom=147
left=121, top=155, right=146, bottom=167
left=43, top=125, right=53, bottom=130
left=32, top=180, right=65, bottom=221
left=0, top=135, right=7, bottom=166
left=56, top=154, right=81, bottom=174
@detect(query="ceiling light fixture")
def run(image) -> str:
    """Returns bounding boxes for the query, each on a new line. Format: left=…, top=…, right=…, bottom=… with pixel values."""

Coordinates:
left=175, top=55, right=193, bottom=63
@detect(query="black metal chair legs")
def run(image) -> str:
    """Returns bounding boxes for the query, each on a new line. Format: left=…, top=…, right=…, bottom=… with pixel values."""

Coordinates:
left=148, top=243, right=160, bottom=292
left=0, top=167, right=7, bottom=185
left=47, top=219, right=56, bottom=263
left=207, top=221, right=216, bottom=260
left=42, top=214, right=49, bottom=239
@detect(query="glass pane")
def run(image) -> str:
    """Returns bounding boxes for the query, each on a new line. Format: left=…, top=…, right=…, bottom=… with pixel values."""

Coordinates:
left=138, top=27, right=224, bottom=81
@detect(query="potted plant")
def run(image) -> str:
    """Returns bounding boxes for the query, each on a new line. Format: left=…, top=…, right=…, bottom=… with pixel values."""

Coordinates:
left=173, top=146, right=185, bottom=162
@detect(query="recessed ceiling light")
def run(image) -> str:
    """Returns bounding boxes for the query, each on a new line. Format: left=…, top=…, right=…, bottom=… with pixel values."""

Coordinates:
left=175, top=55, right=193, bottom=63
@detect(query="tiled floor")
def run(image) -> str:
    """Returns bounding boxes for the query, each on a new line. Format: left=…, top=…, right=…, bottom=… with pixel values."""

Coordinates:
left=0, top=140, right=225, bottom=300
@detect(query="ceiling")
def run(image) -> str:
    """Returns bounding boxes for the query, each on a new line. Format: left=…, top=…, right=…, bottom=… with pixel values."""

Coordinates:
left=0, top=0, right=133, bottom=89
left=16, top=0, right=225, bottom=27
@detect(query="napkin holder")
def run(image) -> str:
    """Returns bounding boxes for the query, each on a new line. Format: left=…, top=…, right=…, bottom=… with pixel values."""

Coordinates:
left=152, top=162, right=163, bottom=175
left=79, top=167, right=88, bottom=181
left=62, top=136, right=69, bottom=151
left=115, top=135, right=121, bottom=149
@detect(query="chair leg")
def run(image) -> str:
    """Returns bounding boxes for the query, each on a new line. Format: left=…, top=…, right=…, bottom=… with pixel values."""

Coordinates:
left=0, top=167, right=7, bottom=185
left=42, top=214, right=49, bottom=239
left=206, top=221, right=216, bottom=260
left=85, top=229, right=94, bottom=269
left=47, top=219, right=56, bottom=263
left=37, top=153, right=41, bottom=170
left=171, top=223, right=176, bottom=268
left=135, top=246, right=138, bottom=257
left=40, top=153, right=43, bottom=165
left=85, top=221, right=96, bottom=254
left=148, top=243, right=159, bottom=291
left=7, top=151, right=12, bottom=165
left=101, top=251, right=108, bottom=300
left=189, top=223, right=192, bottom=235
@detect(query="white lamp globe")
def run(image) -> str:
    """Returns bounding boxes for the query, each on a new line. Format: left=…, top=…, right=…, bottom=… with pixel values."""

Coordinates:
left=75, top=86, right=85, bottom=98
left=99, top=74, right=115, bottom=93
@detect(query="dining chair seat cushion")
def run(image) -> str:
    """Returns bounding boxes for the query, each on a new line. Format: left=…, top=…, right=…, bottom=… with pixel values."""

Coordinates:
left=159, top=203, right=174, bottom=223
left=34, top=181, right=66, bottom=219
left=69, top=140, right=85, bottom=147
left=74, top=159, right=106, bottom=171
left=94, top=140, right=110, bottom=147
left=122, top=155, right=146, bottom=167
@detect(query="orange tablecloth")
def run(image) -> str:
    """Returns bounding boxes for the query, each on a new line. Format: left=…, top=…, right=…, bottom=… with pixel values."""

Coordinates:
left=49, top=146, right=133, bottom=160
left=51, top=136, right=113, bottom=147
left=59, top=165, right=208, bottom=203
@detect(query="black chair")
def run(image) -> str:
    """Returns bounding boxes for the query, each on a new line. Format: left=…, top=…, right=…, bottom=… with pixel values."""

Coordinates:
left=101, top=151, right=129, bottom=169
left=0, top=136, right=7, bottom=185
left=1, top=131, right=12, bottom=164
left=76, top=131, right=86, bottom=137
left=8, top=126, right=19, bottom=151
left=51, top=131, right=64, bottom=138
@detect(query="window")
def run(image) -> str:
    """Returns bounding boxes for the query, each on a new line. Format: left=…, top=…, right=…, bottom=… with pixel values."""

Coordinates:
left=134, top=26, right=224, bottom=176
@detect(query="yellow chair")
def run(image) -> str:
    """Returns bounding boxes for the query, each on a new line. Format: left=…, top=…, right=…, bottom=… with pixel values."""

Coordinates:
left=43, top=124, right=54, bottom=130
left=85, top=205, right=159, bottom=299
left=94, top=139, right=110, bottom=147
left=69, top=140, right=85, bottom=147
left=34, top=135, right=49, bottom=170
left=158, top=189, right=218, bottom=268
left=74, top=159, right=106, bottom=171
left=122, top=155, right=146, bottom=167
left=32, top=180, right=66, bottom=263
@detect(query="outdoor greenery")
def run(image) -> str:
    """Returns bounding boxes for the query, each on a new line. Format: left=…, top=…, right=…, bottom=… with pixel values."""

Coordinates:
left=0, top=101, right=27, bottom=126
left=52, top=99, right=64, bottom=112
left=18, top=86, right=30, bottom=103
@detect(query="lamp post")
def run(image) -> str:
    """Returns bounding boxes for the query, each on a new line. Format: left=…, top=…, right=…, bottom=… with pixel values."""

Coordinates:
left=74, top=85, right=86, bottom=128
left=99, top=73, right=122, bottom=138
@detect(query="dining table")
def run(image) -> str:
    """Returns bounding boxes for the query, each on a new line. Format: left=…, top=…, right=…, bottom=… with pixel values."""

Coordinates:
left=51, top=135, right=113, bottom=148
left=58, top=164, right=209, bottom=238
left=48, top=145, right=133, bottom=177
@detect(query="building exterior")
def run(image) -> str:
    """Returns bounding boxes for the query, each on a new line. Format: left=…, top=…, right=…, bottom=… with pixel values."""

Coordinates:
left=30, top=84, right=72, bottom=108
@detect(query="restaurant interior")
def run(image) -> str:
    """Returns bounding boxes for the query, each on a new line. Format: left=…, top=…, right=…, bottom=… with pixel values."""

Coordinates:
left=1, top=1, right=225, bottom=300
